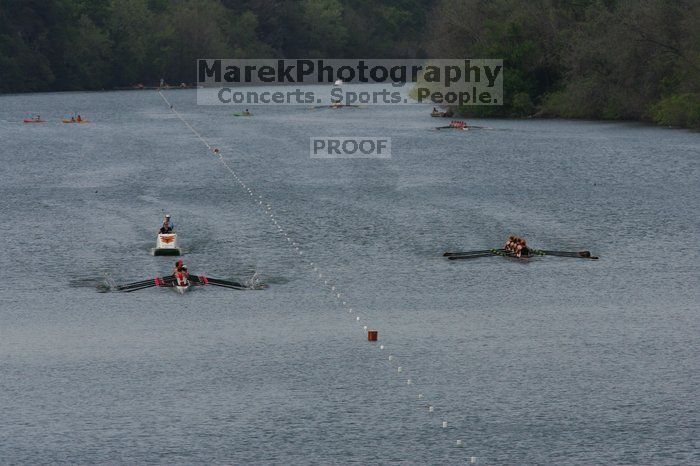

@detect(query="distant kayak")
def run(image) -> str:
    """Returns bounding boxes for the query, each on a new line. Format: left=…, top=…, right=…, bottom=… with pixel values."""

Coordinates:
left=62, top=119, right=89, bottom=124
left=23, top=119, right=46, bottom=123
left=233, top=112, right=252, bottom=117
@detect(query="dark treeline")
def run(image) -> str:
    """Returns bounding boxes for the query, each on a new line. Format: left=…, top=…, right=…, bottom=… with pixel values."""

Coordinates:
left=1, top=0, right=698, bottom=127
left=426, top=0, right=700, bottom=128
left=0, top=0, right=429, bottom=91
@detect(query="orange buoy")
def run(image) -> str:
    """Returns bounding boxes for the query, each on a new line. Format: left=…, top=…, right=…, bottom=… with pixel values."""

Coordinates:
left=367, top=330, right=378, bottom=341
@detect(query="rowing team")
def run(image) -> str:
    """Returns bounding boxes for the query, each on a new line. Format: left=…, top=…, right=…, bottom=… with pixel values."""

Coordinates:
left=449, top=120, right=467, bottom=129
left=173, top=259, right=189, bottom=286
left=504, top=235, right=528, bottom=257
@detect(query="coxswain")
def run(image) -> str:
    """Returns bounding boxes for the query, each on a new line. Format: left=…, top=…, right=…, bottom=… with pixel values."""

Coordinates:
left=159, top=214, right=174, bottom=234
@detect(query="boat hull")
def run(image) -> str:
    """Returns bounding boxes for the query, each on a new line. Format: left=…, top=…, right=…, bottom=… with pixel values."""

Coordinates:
left=153, top=248, right=181, bottom=256
left=152, top=233, right=181, bottom=256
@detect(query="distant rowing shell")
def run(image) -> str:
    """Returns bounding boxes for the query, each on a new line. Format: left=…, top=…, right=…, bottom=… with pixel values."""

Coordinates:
left=23, top=119, right=46, bottom=123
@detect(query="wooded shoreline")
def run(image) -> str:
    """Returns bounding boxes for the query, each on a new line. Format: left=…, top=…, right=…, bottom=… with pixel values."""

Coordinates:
left=2, top=0, right=698, bottom=128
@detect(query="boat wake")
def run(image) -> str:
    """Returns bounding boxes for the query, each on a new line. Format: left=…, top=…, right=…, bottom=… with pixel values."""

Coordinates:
left=244, top=271, right=268, bottom=289
left=69, top=274, right=115, bottom=293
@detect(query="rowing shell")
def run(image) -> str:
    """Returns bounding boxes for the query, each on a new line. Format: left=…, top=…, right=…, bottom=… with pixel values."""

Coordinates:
left=443, top=248, right=598, bottom=260
left=117, top=274, right=268, bottom=293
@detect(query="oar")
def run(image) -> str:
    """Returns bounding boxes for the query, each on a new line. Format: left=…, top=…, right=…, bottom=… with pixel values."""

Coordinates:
left=119, top=278, right=158, bottom=287
left=193, top=276, right=247, bottom=290
left=118, top=283, right=157, bottom=292
left=116, top=276, right=174, bottom=291
left=443, top=249, right=502, bottom=257
left=447, top=252, right=498, bottom=260
left=534, top=250, right=599, bottom=259
left=204, top=276, right=269, bottom=290
left=116, top=280, right=158, bottom=292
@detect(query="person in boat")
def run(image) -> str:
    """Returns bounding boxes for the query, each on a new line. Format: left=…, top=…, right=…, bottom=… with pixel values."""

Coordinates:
left=34, top=115, right=41, bottom=121
left=172, top=260, right=188, bottom=277
left=159, top=215, right=174, bottom=234
left=504, top=235, right=515, bottom=251
left=76, top=114, right=82, bottom=122
left=505, top=236, right=529, bottom=257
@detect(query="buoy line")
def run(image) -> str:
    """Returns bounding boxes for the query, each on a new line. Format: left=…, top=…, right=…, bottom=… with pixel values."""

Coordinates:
left=156, top=90, right=477, bottom=460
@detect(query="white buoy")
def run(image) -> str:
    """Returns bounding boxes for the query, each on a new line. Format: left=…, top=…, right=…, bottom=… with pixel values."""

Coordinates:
left=406, top=379, right=412, bottom=385
left=380, top=345, right=384, bottom=350
left=418, top=393, right=423, bottom=399
left=470, top=456, right=477, bottom=464
left=428, top=406, right=433, bottom=412
left=456, top=439, right=463, bottom=447
left=397, top=366, right=402, bottom=373
left=442, top=421, right=447, bottom=428
left=388, top=355, right=393, bottom=361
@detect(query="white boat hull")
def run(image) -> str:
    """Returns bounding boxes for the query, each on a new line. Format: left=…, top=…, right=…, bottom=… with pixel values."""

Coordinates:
left=152, top=233, right=181, bottom=256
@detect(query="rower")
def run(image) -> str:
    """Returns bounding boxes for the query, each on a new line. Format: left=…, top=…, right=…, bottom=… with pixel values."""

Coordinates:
left=173, top=259, right=188, bottom=276
left=504, top=235, right=514, bottom=251
left=159, top=214, right=174, bottom=234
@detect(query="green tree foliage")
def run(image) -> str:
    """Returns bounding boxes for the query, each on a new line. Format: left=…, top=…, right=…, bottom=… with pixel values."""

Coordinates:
left=0, top=0, right=697, bottom=127
left=0, top=0, right=430, bottom=90
left=423, top=0, right=699, bottom=127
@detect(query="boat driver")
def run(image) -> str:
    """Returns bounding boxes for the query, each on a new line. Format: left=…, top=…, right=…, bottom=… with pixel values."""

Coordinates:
left=159, top=215, right=174, bottom=234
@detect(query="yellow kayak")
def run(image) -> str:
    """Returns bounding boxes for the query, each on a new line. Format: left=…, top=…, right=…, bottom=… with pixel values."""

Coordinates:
left=62, top=119, right=89, bottom=124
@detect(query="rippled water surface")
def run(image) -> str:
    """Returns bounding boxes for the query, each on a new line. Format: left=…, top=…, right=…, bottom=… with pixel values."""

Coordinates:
left=1, top=90, right=698, bottom=464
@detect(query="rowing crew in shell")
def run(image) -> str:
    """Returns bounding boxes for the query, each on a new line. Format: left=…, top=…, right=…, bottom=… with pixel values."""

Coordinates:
left=504, top=235, right=528, bottom=257
left=172, top=259, right=189, bottom=292
left=173, top=259, right=188, bottom=276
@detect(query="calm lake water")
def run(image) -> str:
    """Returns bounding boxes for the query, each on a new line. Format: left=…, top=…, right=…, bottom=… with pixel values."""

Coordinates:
left=0, top=89, right=698, bottom=464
